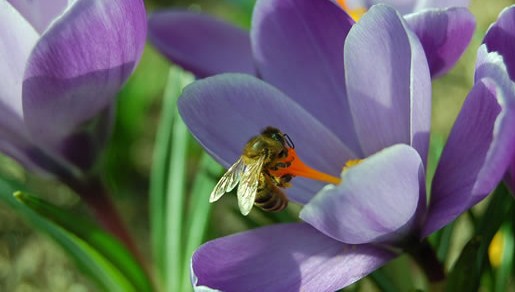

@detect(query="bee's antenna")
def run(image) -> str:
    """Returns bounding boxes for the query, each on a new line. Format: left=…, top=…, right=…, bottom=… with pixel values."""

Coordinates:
left=284, top=134, right=295, bottom=149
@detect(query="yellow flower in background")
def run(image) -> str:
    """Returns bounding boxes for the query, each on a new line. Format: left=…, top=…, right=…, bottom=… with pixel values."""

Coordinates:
left=489, top=230, right=505, bottom=268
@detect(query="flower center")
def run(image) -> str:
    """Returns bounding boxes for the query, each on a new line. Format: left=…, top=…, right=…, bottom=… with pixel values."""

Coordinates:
left=268, top=148, right=342, bottom=185
left=336, top=0, right=366, bottom=21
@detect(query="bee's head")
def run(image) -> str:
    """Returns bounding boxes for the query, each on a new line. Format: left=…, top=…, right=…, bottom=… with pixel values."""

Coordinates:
left=261, top=127, right=295, bottom=149
left=241, top=127, right=292, bottom=164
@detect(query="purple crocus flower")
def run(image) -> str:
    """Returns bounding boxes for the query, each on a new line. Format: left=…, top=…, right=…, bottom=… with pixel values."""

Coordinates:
left=173, top=2, right=514, bottom=290
left=147, top=0, right=474, bottom=79
left=481, top=5, right=515, bottom=196
left=335, top=0, right=474, bottom=77
left=0, top=0, right=147, bottom=174
left=338, top=0, right=469, bottom=15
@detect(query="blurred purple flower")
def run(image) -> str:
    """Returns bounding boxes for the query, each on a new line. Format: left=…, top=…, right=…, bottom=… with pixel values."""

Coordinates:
left=148, top=0, right=474, bottom=79
left=0, top=0, right=147, bottom=174
left=480, top=5, right=515, bottom=196
left=173, top=2, right=514, bottom=290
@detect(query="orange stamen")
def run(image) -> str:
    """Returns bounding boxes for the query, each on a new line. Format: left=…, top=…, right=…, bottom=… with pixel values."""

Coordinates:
left=336, top=0, right=367, bottom=21
left=269, top=148, right=342, bottom=185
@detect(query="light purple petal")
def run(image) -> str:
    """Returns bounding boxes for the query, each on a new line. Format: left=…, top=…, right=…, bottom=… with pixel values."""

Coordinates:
left=22, top=0, right=146, bottom=152
left=0, top=1, right=38, bottom=167
left=192, top=223, right=396, bottom=291
left=345, top=5, right=431, bottom=164
left=483, top=5, right=515, bottom=81
left=341, top=0, right=470, bottom=14
left=424, top=72, right=514, bottom=236
left=178, top=73, right=357, bottom=204
left=0, top=141, right=37, bottom=170
left=405, top=7, right=475, bottom=78
left=0, top=105, right=35, bottom=170
left=369, top=1, right=418, bottom=14
left=252, top=0, right=362, bottom=155
left=148, top=10, right=254, bottom=78
left=301, top=144, right=425, bottom=244
left=0, top=1, right=38, bottom=120
left=413, top=0, right=470, bottom=11
left=7, top=0, right=69, bottom=34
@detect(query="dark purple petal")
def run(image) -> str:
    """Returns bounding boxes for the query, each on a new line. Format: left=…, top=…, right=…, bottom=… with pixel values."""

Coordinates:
left=192, top=223, right=396, bottom=291
left=424, top=72, right=514, bottom=236
left=22, top=0, right=146, bottom=156
left=252, top=0, right=362, bottom=155
left=405, top=7, right=475, bottom=78
left=178, top=73, right=357, bottom=204
left=345, top=5, right=431, bottom=163
left=148, top=11, right=254, bottom=78
left=7, top=0, right=69, bottom=33
left=301, top=144, right=426, bottom=244
left=483, top=5, right=515, bottom=81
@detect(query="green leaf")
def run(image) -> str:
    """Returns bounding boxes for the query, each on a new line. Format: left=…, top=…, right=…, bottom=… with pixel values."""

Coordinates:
left=13, top=191, right=153, bottom=292
left=493, top=223, right=514, bottom=292
left=446, top=184, right=513, bottom=292
left=180, top=153, right=223, bottom=292
left=445, top=236, right=482, bottom=292
left=0, top=179, right=150, bottom=292
left=165, top=110, right=190, bottom=292
left=433, top=221, right=455, bottom=262
left=369, top=269, right=399, bottom=292
left=148, top=65, right=194, bottom=291
left=426, top=133, right=445, bottom=195
left=475, top=184, right=514, bottom=273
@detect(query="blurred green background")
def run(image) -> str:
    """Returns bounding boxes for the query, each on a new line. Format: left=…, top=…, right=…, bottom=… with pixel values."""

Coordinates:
left=0, top=0, right=514, bottom=290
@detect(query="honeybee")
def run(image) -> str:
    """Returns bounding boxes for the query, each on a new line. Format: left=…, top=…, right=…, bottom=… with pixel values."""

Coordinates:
left=210, top=127, right=295, bottom=215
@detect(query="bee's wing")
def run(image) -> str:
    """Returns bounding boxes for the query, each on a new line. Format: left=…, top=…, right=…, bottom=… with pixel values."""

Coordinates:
left=237, top=155, right=265, bottom=216
left=210, top=158, right=245, bottom=203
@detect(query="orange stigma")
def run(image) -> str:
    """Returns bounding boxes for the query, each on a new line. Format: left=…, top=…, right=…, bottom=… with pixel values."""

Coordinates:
left=269, top=148, right=341, bottom=185
left=336, top=0, right=366, bottom=21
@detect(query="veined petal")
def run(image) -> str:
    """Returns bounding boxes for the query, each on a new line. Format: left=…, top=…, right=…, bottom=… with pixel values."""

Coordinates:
left=404, top=7, right=475, bottom=78
left=252, top=0, right=362, bottom=155
left=483, top=5, right=515, bottom=80
left=301, top=144, right=425, bottom=244
left=7, top=0, right=69, bottom=33
left=178, top=73, right=356, bottom=204
left=345, top=5, right=431, bottom=164
left=148, top=10, right=255, bottom=78
left=413, top=0, right=470, bottom=11
left=369, top=0, right=418, bottom=14
left=339, top=0, right=470, bottom=15
left=22, top=0, right=146, bottom=152
left=0, top=0, right=38, bottom=119
left=424, top=74, right=514, bottom=236
left=191, top=223, right=396, bottom=292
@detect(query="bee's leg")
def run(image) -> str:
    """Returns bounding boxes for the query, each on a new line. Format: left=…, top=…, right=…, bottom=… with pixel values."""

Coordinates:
left=254, top=191, right=273, bottom=205
left=269, top=161, right=291, bottom=171
left=277, top=174, right=293, bottom=188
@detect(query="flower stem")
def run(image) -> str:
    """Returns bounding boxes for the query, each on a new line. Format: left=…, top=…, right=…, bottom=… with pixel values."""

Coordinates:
left=406, top=238, right=446, bottom=283
left=63, top=175, right=144, bottom=264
